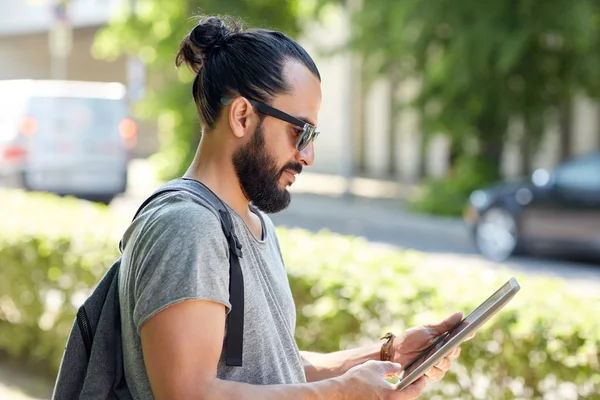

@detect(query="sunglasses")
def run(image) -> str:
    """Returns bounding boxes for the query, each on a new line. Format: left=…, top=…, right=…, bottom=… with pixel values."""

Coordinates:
left=221, top=97, right=319, bottom=151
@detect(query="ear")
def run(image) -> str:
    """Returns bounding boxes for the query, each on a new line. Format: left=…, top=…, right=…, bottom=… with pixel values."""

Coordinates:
left=228, top=97, right=256, bottom=139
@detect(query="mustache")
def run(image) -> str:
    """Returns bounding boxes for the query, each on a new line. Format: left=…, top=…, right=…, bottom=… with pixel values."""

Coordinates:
left=280, top=162, right=303, bottom=175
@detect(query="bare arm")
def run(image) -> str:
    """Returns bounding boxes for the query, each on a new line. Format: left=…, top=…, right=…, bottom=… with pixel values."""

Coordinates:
left=141, top=299, right=427, bottom=400
left=301, top=345, right=380, bottom=382
left=141, top=299, right=346, bottom=400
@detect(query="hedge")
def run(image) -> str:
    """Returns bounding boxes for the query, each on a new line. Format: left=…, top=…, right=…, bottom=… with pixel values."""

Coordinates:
left=1, top=188, right=599, bottom=399
left=0, top=189, right=125, bottom=376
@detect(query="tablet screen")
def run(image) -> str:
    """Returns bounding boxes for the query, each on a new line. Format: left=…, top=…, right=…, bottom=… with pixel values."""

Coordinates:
left=400, top=280, right=516, bottom=378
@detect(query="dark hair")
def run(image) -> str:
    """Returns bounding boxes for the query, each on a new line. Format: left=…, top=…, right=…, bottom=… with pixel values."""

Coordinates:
left=176, top=16, right=321, bottom=131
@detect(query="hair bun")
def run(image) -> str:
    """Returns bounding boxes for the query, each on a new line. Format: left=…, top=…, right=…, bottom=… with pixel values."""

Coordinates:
left=176, top=16, right=242, bottom=73
left=191, top=16, right=244, bottom=55
left=190, top=16, right=230, bottom=53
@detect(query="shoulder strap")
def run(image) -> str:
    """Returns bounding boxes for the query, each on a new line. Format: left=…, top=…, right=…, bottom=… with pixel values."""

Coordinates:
left=122, top=178, right=245, bottom=367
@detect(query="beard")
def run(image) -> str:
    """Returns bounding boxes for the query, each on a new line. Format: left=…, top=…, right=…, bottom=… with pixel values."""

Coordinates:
left=232, top=121, right=302, bottom=214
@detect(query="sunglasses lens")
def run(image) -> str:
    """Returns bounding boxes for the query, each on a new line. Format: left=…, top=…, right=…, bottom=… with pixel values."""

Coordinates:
left=297, top=126, right=316, bottom=151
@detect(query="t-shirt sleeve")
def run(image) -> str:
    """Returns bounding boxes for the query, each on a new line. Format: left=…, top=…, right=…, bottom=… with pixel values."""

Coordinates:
left=131, top=199, right=231, bottom=334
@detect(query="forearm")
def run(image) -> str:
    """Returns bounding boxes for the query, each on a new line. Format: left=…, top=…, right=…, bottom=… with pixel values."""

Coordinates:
left=208, top=376, right=348, bottom=400
left=301, top=343, right=381, bottom=382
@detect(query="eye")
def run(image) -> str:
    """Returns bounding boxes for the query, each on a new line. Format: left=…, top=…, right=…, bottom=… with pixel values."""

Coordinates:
left=292, top=127, right=303, bottom=137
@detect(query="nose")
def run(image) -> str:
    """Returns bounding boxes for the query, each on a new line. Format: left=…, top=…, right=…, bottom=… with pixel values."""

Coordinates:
left=296, top=140, right=315, bottom=167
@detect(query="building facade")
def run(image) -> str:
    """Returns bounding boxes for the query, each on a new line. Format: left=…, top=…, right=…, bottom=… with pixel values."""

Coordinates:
left=1, top=0, right=598, bottom=181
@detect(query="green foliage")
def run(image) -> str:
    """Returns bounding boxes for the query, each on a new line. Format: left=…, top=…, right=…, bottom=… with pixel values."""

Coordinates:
left=0, top=189, right=124, bottom=374
left=93, top=0, right=310, bottom=180
left=282, top=228, right=600, bottom=399
left=409, top=155, right=502, bottom=216
left=339, top=0, right=600, bottom=172
left=1, top=189, right=599, bottom=399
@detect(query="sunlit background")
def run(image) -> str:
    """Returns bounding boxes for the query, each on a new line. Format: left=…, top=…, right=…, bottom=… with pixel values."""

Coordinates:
left=1, top=0, right=599, bottom=399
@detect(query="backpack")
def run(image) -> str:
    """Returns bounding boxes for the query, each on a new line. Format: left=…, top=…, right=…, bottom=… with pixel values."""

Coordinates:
left=52, top=178, right=245, bottom=399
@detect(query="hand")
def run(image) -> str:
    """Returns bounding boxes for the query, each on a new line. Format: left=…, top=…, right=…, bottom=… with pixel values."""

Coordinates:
left=392, top=312, right=472, bottom=382
left=342, top=360, right=427, bottom=400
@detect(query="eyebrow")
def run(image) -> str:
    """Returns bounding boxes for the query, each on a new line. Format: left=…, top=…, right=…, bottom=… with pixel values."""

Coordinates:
left=296, top=116, right=317, bottom=127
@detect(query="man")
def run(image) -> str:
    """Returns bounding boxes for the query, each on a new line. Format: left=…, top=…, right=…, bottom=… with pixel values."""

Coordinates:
left=118, top=15, right=464, bottom=399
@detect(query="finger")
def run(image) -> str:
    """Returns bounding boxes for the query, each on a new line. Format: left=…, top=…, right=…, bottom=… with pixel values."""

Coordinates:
left=428, top=312, right=463, bottom=335
left=434, top=356, right=452, bottom=372
left=424, top=366, right=445, bottom=382
left=449, top=347, right=462, bottom=359
left=396, top=376, right=427, bottom=400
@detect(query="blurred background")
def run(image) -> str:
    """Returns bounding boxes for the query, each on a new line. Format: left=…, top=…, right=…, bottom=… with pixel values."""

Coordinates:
left=1, top=0, right=599, bottom=399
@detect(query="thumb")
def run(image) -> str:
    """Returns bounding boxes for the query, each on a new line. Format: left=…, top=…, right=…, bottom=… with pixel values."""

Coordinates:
left=377, top=361, right=403, bottom=375
left=429, top=312, right=463, bottom=334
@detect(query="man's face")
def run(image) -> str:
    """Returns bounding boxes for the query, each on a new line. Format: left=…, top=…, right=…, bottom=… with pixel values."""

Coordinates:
left=233, top=61, right=322, bottom=214
left=232, top=121, right=299, bottom=213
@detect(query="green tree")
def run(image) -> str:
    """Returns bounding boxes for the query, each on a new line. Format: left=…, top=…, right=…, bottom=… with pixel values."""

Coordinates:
left=327, top=0, right=600, bottom=214
left=93, top=0, right=309, bottom=179
left=341, top=0, right=600, bottom=166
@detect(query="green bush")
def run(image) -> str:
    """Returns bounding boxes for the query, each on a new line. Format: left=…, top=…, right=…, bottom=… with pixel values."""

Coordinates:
left=409, top=155, right=502, bottom=217
left=0, top=189, right=125, bottom=374
left=1, top=189, right=599, bottom=399
left=281, top=229, right=600, bottom=399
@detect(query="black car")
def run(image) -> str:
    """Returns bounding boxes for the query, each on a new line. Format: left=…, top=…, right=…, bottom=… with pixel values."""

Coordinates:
left=463, top=151, right=600, bottom=261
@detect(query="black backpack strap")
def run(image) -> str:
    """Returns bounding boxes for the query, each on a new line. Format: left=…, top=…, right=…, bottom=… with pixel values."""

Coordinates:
left=121, top=178, right=245, bottom=367
left=218, top=208, right=244, bottom=366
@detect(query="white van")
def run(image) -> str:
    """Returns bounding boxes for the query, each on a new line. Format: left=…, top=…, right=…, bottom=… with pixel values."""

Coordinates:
left=0, top=80, right=135, bottom=204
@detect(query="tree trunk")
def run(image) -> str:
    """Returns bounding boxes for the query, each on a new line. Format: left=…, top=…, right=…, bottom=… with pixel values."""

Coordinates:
left=522, top=109, right=549, bottom=176
left=520, top=132, right=532, bottom=177
left=417, top=132, right=428, bottom=180
left=558, top=101, right=573, bottom=162
left=448, top=137, right=462, bottom=172
left=479, top=136, right=504, bottom=179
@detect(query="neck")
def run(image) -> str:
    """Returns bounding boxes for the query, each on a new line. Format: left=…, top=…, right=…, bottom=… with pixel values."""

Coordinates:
left=183, top=139, right=252, bottom=219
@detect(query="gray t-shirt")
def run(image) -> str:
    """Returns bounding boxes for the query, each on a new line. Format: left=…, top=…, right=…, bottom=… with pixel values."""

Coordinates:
left=118, top=191, right=306, bottom=399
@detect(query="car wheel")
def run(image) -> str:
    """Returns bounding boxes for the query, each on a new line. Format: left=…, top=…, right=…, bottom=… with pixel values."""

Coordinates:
left=474, top=206, right=522, bottom=261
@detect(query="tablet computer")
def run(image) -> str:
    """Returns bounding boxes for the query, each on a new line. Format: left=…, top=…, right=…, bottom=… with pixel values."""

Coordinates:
left=394, top=277, right=521, bottom=391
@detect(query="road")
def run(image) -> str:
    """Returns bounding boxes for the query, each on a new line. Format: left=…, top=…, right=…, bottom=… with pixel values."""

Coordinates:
left=269, top=193, right=600, bottom=289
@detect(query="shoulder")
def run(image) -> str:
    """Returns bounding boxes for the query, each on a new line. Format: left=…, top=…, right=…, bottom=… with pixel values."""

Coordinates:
left=147, top=192, right=221, bottom=231
left=124, top=191, right=226, bottom=253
